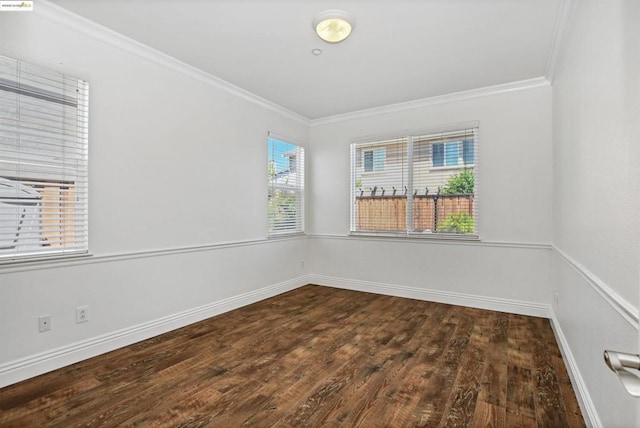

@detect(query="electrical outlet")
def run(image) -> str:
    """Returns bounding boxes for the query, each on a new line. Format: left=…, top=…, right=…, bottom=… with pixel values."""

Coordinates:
left=76, top=305, right=89, bottom=323
left=301, top=259, right=305, bottom=269
left=38, top=315, right=51, bottom=332
left=554, top=290, right=559, bottom=305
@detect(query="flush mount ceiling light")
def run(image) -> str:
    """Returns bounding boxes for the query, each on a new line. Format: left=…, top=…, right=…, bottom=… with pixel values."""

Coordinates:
left=313, top=9, right=355, bottom=43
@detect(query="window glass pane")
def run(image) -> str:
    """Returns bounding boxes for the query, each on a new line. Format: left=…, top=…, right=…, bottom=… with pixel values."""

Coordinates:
left=351, top=139, right=407, bottom=232
left=364, top=151, right=373, bottom=172
left=373, top=148, right=385, bottom=171
left=432, top=143, right=444, bottom=167
left=463, top=139, right=474, bottom=164
left=268, top=136, right=304, bottom=235
left=445, top=142, right=459, bottom=166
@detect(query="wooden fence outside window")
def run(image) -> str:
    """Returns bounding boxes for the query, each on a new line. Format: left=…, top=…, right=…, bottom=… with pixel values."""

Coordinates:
left=355, top=194, right=474, bottom=233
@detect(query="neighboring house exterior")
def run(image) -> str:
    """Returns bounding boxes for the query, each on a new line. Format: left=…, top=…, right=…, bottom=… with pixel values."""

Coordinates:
left=353, top=136, right=475, bottom=197
left=270, top=150, right=301, bottom=189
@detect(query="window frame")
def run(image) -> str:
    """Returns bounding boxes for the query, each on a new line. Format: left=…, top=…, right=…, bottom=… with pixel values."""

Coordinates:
left=0, top=55, right=89, bottom=262
left=350, top=125, right=479, bottom=240
left=267, top=133, right=305, bottom=237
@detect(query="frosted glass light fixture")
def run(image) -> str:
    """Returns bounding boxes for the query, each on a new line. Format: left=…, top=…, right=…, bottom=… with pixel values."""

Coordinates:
left=313, top=10, right=354, bottom=43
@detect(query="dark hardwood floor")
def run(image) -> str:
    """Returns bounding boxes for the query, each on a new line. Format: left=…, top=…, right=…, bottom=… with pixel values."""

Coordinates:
left=0, top=285, right=584, bottom=427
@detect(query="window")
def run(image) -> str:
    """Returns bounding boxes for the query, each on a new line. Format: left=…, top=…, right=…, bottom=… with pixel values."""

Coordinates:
left=351, top=127, right=478, bottom=237
left=433, top=139, right=475, bottom=167
left=0, top=55, right=89, bottom=260
left=364, top=148, right=385, bottom=172
left=267, top=134, right=304, bottom=235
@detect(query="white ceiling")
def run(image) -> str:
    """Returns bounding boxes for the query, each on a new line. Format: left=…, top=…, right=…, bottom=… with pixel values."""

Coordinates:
left=49, top=0, right=562, bottom=120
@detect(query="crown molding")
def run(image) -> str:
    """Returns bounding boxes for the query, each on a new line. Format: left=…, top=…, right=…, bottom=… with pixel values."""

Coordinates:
left=32, top=0, right=559, bottom=128
left=309, top=77, right=551, bottom=127
left=545, top=0, right=578, bottom=82
left=34, top=0, right=310, bottom=126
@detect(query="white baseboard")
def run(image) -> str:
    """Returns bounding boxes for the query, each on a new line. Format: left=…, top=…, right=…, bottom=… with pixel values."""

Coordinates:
left=0, top=275, right=309, bottom=388
left=309, top=274, right=550, bottom=318
left=310, top=276, right=599, bottom=423
left=549, top=311, right=601, bottom=428
left=0, top=273, right=556, bottom=390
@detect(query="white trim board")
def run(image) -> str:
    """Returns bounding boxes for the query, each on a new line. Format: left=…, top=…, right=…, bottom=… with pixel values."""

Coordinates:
left=544, top=0, right=578, bottom=82
left=550, top=311, right=601, bottom=428
left=309, top=274, right=550, bottom=318
left=309, top=77, right=550, bottom=127
left=552, top=246, right=639, bottom=329
left=0, top=235, right=307, bottom=274
left=308, top=233, right=551, bottom=250
left=0, top=275, right=309, bottom=388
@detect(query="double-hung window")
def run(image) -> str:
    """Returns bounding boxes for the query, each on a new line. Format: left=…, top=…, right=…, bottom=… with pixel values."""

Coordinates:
left=267, top=134, right=304, bottom=235
left=351, top=126, right=478, bottom=237
left=0, top=55, right=89, bottom=260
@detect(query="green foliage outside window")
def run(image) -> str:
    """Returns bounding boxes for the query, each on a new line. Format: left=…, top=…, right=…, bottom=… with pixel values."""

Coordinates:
left=268, top=190, right=297, bottom=231
left=441, top=169, right=474, bottom=195
left=438, top=212, right=474, bottom=234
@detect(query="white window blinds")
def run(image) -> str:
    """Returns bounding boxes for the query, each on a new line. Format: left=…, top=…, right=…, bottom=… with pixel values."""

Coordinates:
left=268, top=134, right=304, bottom=235
left=0, top=55, right=89, bottom=260
left=351, top=127, right=478, bottom=237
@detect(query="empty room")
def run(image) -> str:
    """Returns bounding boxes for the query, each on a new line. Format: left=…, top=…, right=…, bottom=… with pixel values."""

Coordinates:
left=0, top=0, right=638, bottom=426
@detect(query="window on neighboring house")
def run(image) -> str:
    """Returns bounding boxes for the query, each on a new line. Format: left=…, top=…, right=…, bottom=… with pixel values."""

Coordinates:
left=363, top=148, right=385, bottom=172
left=433, top=139, right=475, bottom=167
left=351, top=126, right=478, bottom=237
left=0, top=55, right=89, bottom=260
left=267, top=134, right=304, bottom=235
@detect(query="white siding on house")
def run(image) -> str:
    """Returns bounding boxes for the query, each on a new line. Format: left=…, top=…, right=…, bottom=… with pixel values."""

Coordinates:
left=355, top=140, right=408, bottom=196
left=354, top=136, right=474, bottom=197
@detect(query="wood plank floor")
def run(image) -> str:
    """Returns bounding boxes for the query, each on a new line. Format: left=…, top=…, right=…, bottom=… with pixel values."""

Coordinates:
left=0, top=285, right=584, bottom=427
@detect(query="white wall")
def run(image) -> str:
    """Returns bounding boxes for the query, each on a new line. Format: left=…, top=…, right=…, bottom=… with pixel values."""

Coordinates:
left=0, top=3, right=309, bottom=386
left=4, top=6, right=636, bottom=427
left=308, top=86, right=554, bottom=310
left=551, top=0, right=640, bottom=426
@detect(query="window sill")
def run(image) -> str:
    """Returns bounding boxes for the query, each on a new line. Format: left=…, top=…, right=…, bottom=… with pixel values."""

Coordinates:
left=430, top=164, right=474, bottom=171
left=267, top=232, right=306, bottom=240
left=349, top=231, right=480, bottom=242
